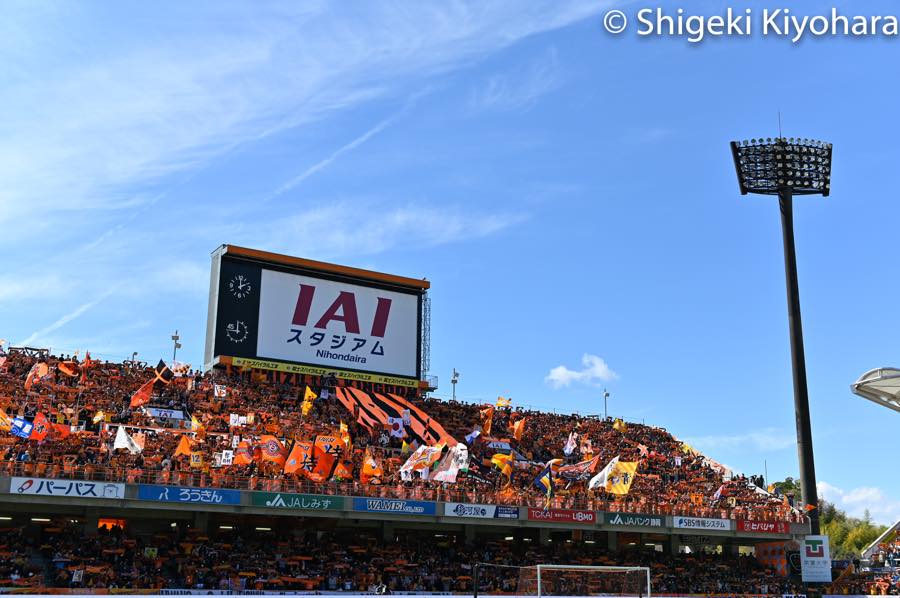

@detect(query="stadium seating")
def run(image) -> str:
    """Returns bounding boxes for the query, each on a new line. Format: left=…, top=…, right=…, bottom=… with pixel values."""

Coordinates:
left=0, top=350, right=803, bottom=521
left=8, top=520, right=805, bottom=592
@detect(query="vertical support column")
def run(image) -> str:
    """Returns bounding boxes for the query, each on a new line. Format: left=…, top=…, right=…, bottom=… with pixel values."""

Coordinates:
left=607, top=531, right=618, bottom=551
left=464, top=525, right=475, bottom=546
left=84, top=508, right=100, bottom=537
left=778, top=187, right=820, bottom=535
left=382, top=522, right=394, bottom=543
left=539, top=528, right=550, bottom=546
left=193, top=511, right=209, bottom=533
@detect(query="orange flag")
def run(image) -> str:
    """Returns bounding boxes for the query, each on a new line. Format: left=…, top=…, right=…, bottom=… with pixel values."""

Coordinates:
left=480, top=406, right=494, bottom=436
left=130, top=379, right=154, bottom=408
left=30, top=413, right=50, bottom=441
left=309, top=435, right=344, bottom=482
left=259, top=435, right=288, bottom=465
left=284, top=441, right=313, bottom=475
left=51, top=423, right=71, bottom=439
left=361, top=447, right=383, bottom=484
left=233, top=441, right=253, bottom=465
left=511, top=418, right=526, bottom=442
left=174, top=435, right=192, bottom=457
left=332, top=457, right=353, bottom=481
left=57, top=361, right=80, bottom=378
left=24, top=362, right=49, bottom=390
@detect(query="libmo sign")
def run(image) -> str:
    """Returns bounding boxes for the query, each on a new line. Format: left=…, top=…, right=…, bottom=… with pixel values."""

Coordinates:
left=527, top=508, right=596, bottom=524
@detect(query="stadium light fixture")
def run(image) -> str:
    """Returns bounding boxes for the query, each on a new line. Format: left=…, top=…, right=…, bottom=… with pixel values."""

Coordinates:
left=730, top=136, right=834, bottom=537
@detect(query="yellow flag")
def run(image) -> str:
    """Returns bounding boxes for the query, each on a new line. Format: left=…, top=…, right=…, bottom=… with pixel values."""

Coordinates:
left=92, top=410, right=105, bottom=424
left=339, top=421, right=351, bottom=446
left=301, top=398, right=313, bottom=417
left=191, top=415, right=205, bottom=432
left=496, top=396, right=511, bottom=408
left=606, top=461, right=638, bottom=495
left=190, top=451, right=203, bottom=468
left=490, top=453, right=513, bottom=476
left=612, top=418, right=627, bottom=433
left=0, top=408, right=12, bottom=432
left=401, top=440, right=410, bottom=456
left=681, top=442, right=696, bottom=455
left=304, top=386, right=317, bottom=402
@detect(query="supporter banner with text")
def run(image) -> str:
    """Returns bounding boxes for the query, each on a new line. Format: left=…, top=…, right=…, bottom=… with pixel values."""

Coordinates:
left=604, top=512, right=665, bottom=528
left=227, top=356, right=420, bottom=388
left=137, top=485, right=240, bottom=505
left=672, top=516, right=732, bottom=530
left=9, top=477, right=125, bottom=499
left=443, top=502, right=520, bottom=519
left=352, top=497, right=436, bottom=515
left=736, top=520, right=790, bottom=534
left=527, top=508, right=596, bottom=524
left=251, top=491, right=344, bottom=511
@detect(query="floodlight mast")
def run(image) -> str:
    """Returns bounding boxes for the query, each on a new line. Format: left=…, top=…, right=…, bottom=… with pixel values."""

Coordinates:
left=730, top=137, right=833, bottom=536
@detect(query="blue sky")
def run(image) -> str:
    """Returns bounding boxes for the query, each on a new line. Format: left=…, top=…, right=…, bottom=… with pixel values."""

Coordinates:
left=2, top=1, right=899, bottom=523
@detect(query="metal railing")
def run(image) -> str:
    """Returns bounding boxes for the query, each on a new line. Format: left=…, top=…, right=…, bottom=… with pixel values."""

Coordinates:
left=0, top=461, right=806, bottom=523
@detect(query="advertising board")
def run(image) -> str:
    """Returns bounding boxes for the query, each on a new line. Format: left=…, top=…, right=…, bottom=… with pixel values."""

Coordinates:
left=672, top=516, right=731, bottom=531
left=736, top=520, right=790, bottom=534
left=443, top=503, right=520, bottom=519
left=527, top=508, right=596, bottom=524
left=352, top=498, right=436, bottom=515
left=137, top=485, right=241, bottom=505
left=9, top=477, right=124, bottom=499
left=205, top=246, right=427, bottom=382
left=604, top=512, right=665, bottom=527
left=251, top=492, right=344, bottom=511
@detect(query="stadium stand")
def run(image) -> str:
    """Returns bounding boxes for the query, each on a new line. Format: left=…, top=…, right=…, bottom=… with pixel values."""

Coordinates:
left=0, top=350, right=803, bottom=521
left=0, top=348, right=818, bottom=593
left=2, top=520, right=807, bottom=593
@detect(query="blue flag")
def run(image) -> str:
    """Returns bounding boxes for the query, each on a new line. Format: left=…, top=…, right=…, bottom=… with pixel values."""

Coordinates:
left=11, top=417, right=33, bottom=439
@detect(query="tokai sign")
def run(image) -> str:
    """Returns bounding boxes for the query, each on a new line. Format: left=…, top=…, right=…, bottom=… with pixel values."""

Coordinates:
left=527, top=508, right=596, bottom=524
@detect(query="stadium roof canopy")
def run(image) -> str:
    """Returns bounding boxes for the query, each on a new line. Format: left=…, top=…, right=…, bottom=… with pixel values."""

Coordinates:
left=851, top=368, right=900, bottom=413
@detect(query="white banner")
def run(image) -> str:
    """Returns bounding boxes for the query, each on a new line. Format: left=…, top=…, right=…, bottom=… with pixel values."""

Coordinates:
left=9, top=477, right=125, bottom=499
left=801, top=535, right=832, bottom=582
left=145, top=407, right=185, bottom=420
left=672, top=516, right=731, bottom=530
left=443, top=503, right=520, bottom=519
left=257, top=268, right=419, bottom=377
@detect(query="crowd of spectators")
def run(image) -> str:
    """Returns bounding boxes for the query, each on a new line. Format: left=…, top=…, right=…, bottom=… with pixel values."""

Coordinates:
left=0, top=349, right=803, bottom=521
left=9, top=520, right=800, bottom=593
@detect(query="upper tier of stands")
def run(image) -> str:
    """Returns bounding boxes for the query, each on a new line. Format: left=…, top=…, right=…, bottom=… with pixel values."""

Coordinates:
left=0, top=350, right=803, bottom=521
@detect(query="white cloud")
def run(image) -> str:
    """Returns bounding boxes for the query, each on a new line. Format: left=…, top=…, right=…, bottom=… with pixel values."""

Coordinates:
left=818, top=481, right=900, bottom=526
left=469, top=47, right=561, bottom=112
left=252, top=201, right=526, bottom=260
left=0, top=2, right=611, bottom=237
left=0, top=274, right=72, bottom=303
left=685, top=428, right=796, bottom=453
left=545, top=353, right=618, bottom=388
left=17, top=290, right=114, bottom=347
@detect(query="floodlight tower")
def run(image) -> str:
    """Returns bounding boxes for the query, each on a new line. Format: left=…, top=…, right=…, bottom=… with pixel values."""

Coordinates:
left=730, top=137, right=833, bottom=535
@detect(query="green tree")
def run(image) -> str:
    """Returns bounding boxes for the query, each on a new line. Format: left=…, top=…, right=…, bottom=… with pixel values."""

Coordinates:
left=770, top=477, right=888, bottom=558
